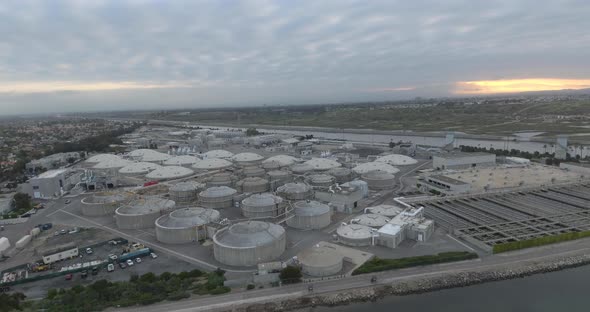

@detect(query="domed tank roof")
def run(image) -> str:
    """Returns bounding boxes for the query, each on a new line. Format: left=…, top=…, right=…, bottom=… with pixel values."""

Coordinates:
left=263, top=155, right=298, bottom=166
left=156, top=207, right=220, bottom=229
left=232, top=152, right=264, bottom=162
left=360, top=170, right=396, bottom=180
left=213, top=221, right=285, bottom=248
left=242, top=193, right=283, bottom=207
left=145, top=166, right=194, bottom=180
left=293, top=200, right=331, bottom=216
left=118, top=162, right=162, bottom=174
left=116, top=197, right=175, bottom=215
left=199, top=186, right=237, bottom=198
left=192, top=158, right=233, bottom=170
left=356, top=213, right=390, bottom=227
left=366, top=204, right=403, bottom=217
left=163, top=155, right=200, bottom=166
left=375, top=154, right=418, bottom=166
left=306, top=174, right=336, bottom=185
left=353, top=162, right=400, bottom=174
left=93, top=158, right=133, bottom=169
left=203, top=150, right=234, bottom=159
left=238, top=177, right=269, bottom=185
left=86, top=154, right=122, bottom=163
left=277, top=182, right=312, bottom=194
left=304, top=158, right=342, bottom=170
left=336, top=224, right=373, bottom=240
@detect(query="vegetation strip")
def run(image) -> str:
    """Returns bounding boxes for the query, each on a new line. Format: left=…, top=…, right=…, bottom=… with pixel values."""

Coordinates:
left=352, top=251, right=479, bottom=275
left=493, top=231, right=590, bottom=253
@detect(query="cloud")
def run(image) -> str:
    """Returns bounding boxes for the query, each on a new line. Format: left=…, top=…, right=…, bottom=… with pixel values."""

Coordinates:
left=0, top=81, right=191, bottom=93
left=0, top=0, right=589, bottom=113
left=454, top=78, right=590, bottom=94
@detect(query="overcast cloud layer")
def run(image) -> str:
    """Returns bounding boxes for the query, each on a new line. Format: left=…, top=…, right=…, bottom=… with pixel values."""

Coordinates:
left=1, top=0, right=590, bottom=114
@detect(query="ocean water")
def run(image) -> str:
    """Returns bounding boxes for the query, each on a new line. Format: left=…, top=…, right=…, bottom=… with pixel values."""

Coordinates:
left=307, top=265, right=590, bottom=312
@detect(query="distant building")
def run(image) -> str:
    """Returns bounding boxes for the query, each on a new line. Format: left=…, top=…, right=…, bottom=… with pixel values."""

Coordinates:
left=40, top=243, right=79, bottom=264
left=28, top=169, right=81, bottom=199
left=422, top=175, right=472, bottom=194
left=374, top=207, right=434, bottom=248
left=555, top=135, right=568, bottom=160
left=26, top=152, right=80, bottom=174
left=433, top=152, right=496, bottom=170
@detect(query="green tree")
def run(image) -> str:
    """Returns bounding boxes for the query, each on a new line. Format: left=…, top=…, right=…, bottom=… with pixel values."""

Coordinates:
left=246, top=128, right=260, bottom=136
left=279, top=266, right=302, bottom=284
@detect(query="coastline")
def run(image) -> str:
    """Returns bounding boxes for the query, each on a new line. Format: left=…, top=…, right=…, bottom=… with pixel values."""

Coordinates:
left=224, top=253, right=590, bottom=312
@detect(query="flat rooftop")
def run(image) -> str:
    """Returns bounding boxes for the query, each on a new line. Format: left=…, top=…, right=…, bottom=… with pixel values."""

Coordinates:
left=428, top=175, right=469, bottom=185
left=436, top=151, right=495, bottom=159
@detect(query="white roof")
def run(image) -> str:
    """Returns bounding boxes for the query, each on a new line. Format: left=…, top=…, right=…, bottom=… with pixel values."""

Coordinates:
left=304, top=158, right=342, bottom=170
left=352, top=162, right=400, bottom=174
left=36, top=168, right=68, bottom=179
left=375, top=154, right=418, bottom=166
left=118, top=162, right=162, bottom=174
left=232, top=152, right=264, bottom=162
left=192, top=158, right=233, bottom=170
left=93, top=158, right=133, bottom=169
left=263, top=155, right=298, bottom=166
left=163, top=155, right=200, bottom=166
left=145, top=166, right=194, bottom=180
left=86, top=154, right=122, bottom=163
left=203, top=150, right=234, bottom=159
left=127, top=149, right=172, bottom=162
left=377, top=223, right=403, bottom=236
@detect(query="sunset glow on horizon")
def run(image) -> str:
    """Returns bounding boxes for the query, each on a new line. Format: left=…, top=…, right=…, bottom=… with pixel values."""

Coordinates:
left=454, top=78, right=590, bottom=95
left=0, top=81, right=190, bottom=93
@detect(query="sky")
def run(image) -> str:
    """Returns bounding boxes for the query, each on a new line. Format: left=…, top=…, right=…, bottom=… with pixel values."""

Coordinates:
left=1, top=0, right=590, bottom=114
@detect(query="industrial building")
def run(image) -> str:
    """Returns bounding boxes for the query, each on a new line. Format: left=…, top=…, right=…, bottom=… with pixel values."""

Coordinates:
left=423, top=175, right=472, bottom=194
left=314, top=183, right=363, bottom=213
left=297, top=245, right=343, bottom=277
left=28, top=169, right=81, bottom=199
left=432, top=152, right=496, bottom=170
left=81, top=192, right=130, bottom=216
left=277, top=182, right=314, bottom=200
left=241, top=193, right=285, bottom=218
left=374, top=208, right=434, bottom=248
left=155, top=207, right=220, bottom=244
left=115, top=197, right=176, bottom=229
left=287, top=200, right=332, bottom=230
left=213, top=221, right=286, bottom=266
left=199, top=186, right=237, bottom=209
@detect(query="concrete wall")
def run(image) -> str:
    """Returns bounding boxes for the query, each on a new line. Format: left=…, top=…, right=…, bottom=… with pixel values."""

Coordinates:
left=115, top=211, right=161, bottom=230
left=302, top=260, right=343, bottom=277
left=155, top=225, right=206, bottom=244
left=81, top=202, right=118, bottom=217
left=433, top=154, right=496, bottom=170
left=287, top=212, right=331, bottom=230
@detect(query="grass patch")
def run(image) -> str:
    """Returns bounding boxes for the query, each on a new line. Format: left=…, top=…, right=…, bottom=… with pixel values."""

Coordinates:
left=352, top=252, right=479, bottom=275
left=493, top=231, right=590, bottom=253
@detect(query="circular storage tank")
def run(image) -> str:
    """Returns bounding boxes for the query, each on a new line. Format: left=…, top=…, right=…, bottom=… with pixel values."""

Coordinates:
left=145, top=166, right=194, bottom=181
left=192, top=158, right=233, bottom=171
left=155, top=207, right=220, bottom=244
left=287, top=200, right=331, bottom=230
left=336, top=224, right=373, bottom=247
left=232, top=152, right=264, bottom=166
left=169, top=181, right=205, bottom=205
left=361, top=170, right=396, bottom=190
left=203, top=150, right=234, bottom=159
left=81, top=192, right=129, bottom=217
left=199, top=186, right=237, bottom=209
left=353, top=162, right=400, bottom=175
left=263, top=155, right=298, bottom=167
left=118, top=162, right=161, bottom=177
left=327, top=167, right=353, bottom=183
left=207, top=172, right=235, bottom=187
left=241, top=193, right=285, bottom=218
left=305, top=174, right=336, bottom=187
left=86, top=154, right=122, bottom=164
left=276, top=182, right=313, bottom=200
left=365, top=204, right=403, bottom=217
left=355, top=214, right=390, bottom=228
left=115, top=197, right=176, bottom=230
left=298, top=246, right=343, bottom=277
left=241, top=166, right=266, bottom=178
left=304, top=158, right=342, bottom=171
left=213, top=221, right=286, bottom=266
left=266, top=170, right=292, bottom=189
left=163, top=155, right=200, bottom=167
left=290, top=163, right=314, bottom=175
left=236, top=177, right=269, bottom=193
left=374, top=154, right=418, bottom=166
left=261, top=161, right=281, bottom=170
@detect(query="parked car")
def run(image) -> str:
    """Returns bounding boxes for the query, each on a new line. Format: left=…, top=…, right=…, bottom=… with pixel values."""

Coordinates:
left=80, top=270, right=88, bottom=279
left=108, top=254, right=118, bottom=261
left=126, top=259, right=134, bottom=266
left=135, top=257, right=142, bottom=264
left=150, top=252, right=158, bottom=259
left=107, top=263, right=115, bottom=272
left=65, top=274, right=73, bottom=281
left=119, top=262, right=127, bottom=269
left=60, top=229, right=67, bottom=235
left=85, top=248, right=93, bottom=255
left=91, top=267, right=99, bottom=275
left=68, top=227, right=79, bottom=234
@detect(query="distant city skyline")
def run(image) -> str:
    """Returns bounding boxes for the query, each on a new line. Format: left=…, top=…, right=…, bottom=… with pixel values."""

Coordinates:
left=0, top=0, right=589, bottom=114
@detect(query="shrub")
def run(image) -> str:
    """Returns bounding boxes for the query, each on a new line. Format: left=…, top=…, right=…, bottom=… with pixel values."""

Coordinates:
left=246, top=284, right=255, bottom=290
left=209, top=286, right=231, bottom=295
left=167, top=291, right=190, bottom=301
left=352, top=252, right=478, bottom=275
left=493, top=230, right=590, bottom=253
left=279, top=266, right=302, bottom=284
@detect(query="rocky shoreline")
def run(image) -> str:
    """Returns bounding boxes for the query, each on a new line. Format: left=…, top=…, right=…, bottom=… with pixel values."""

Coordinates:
left=226, top=253, right=590, bottom=312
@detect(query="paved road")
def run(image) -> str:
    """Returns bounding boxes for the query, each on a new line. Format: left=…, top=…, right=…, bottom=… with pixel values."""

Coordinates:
left=118, top=237, right=590, bottom=312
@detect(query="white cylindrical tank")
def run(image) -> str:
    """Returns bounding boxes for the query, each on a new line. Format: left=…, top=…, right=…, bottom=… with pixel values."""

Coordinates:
left=361, top=170, right=396, bottom=190
left=0, top=237, right=10, bottom=256
left=213, top=221, right=286, bottom=266
left=241, top=166, right=266, bottom=178
left=336, top=224, right=373, bottom=246
left=199, top=186, right=237, bottom=209
left=115, top=197, right=176, bottom=230
left=263, top=155, right=298, bottom=167
left=15, top=235, right=32, bottom=249
left=241, top=193, right=285, bottom=218
left=287, top=200, right=331, bottom=230
left=145, top=166, right=194, bottom=181
left=206, top=172, right=235, bottom=187
left=290, top=163, right=314, bottom=175
left=236, top=177, right=269, bottom=193
left=155, top=207, right=220, bottom=244
left=356, top=214, right=390, bottom=228
left=81, top=192, right=130, bottom=217
left=232, top=152, right=264, bottom=166
left=305, top=174, right=336, bottom=188
left=298, top=245, right=343, bottom=277
left=192, top=158, right=233, bottom=171
left=169, top=181, right=205, bottom=205
left=277, top=182, right=314, bottom=200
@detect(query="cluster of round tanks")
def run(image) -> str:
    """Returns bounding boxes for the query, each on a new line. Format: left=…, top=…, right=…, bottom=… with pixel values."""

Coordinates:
left=361, top=170, right=396, bottom=190
left=169, top=181, right=205, bottom=205
left=277, top=182, right=313, bottom=200
left=81, top=192, right=129, bottom=217
left=327, top=167, right=353, bottom=183
left=298, top=246, right=343, bottom=277
left=155, top=207, right=220, bottom=244
left=241, top=193, right=285, bottom=218
left=236, top=177, right=269, bottom=193
left=115, top=197, right=176, bottom=230
left=213, top=221, right=286, bottom=266
left=287, top=200, right=331, bottom=230
left=336, top=224, right=373, bottom=247
left=199, top=186, right=237, bottom=209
